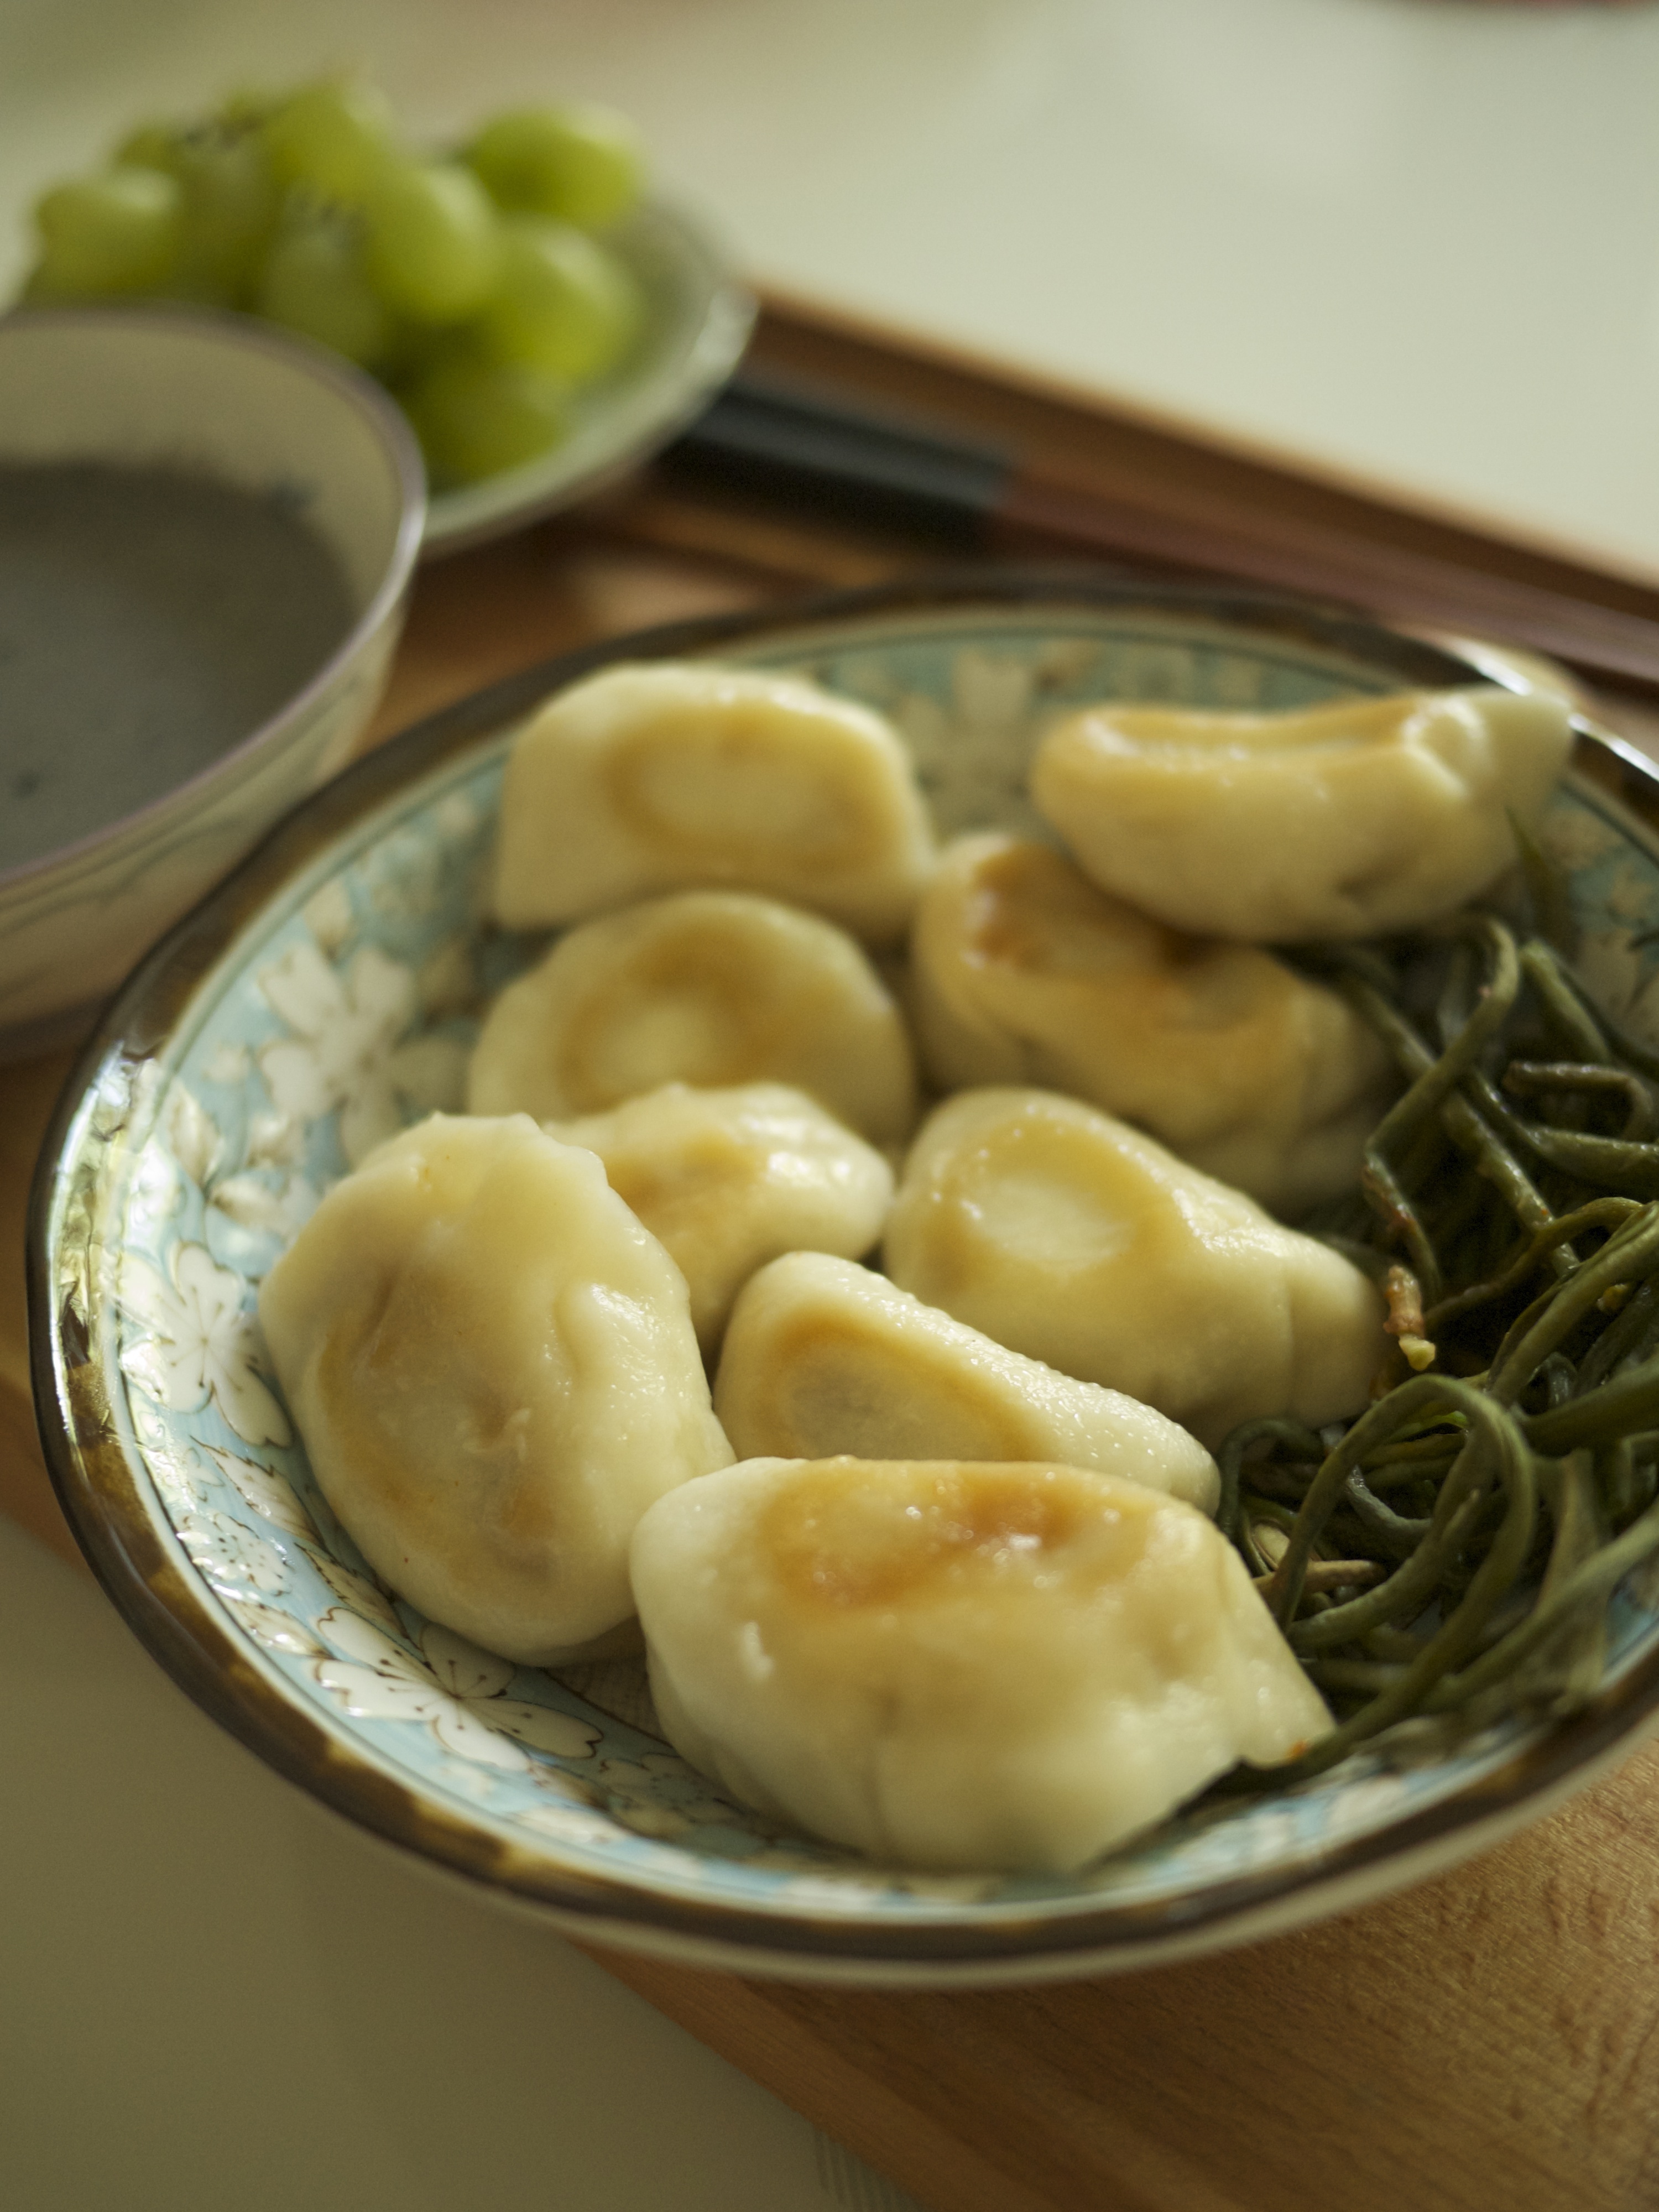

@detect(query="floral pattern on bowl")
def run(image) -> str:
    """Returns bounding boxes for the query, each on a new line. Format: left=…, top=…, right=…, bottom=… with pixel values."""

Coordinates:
left=34, top=581, right=1659, bottom=1981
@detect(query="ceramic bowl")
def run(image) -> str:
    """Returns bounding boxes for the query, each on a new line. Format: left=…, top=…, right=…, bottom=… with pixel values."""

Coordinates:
left=420, top=196, right=754, bottom=557
left=29, top=575, right=1659, bottom=1984
left=0, top=306, right=424, bottom=1060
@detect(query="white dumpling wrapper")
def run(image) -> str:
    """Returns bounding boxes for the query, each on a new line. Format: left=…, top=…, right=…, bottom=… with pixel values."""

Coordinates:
left=492, top=661, right=936, bottom=942
left=911, top=831, right=1396, bottom=1213
left=467, top=890, right=919, bottom=1147
left=714, top=1249, right=1218, bottom=1512
left=258, top=1113, right=733, bottom=1665
left=883, top=1088, right=1384, bottom=1448
left=1031, top=682, right=1574, bottom=941
left=547, top=1083, right=894, bottom=1355
left=631, top=1455, right=1331, bottom=1872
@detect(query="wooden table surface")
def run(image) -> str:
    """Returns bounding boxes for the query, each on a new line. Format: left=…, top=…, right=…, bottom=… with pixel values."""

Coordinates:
left=4, top=306, right=1659, bottom=2212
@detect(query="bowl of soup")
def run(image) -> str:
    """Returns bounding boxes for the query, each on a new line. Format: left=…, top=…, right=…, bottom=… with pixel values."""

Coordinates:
left=0, top=304, right=424, bottom=1059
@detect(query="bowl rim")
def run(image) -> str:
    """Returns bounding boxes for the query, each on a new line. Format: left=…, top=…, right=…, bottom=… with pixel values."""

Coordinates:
left=0, top=302, right=427, bottom=899
left=27, top=566, right=1659, bottom=1980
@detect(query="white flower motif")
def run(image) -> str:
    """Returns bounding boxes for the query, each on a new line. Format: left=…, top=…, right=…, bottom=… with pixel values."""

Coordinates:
left=245, top=1110, right=303, bottom=1169
left=258, top=940, right=466, bottom=1166
left=134, top=1422, right=216, bottom=1519
left=594, top=1751, right=737, bottom=1835
left=178, top=1506, right=289, bottom=1595
left=202, top=1042, right=251, bottom=1088
left=210, top=1170, right=320, bottom=1241
left=369, top=830, right=445, bottom=919
left=165, top=1084, right=223, bottom=1190
left=952, top=645, right=1035, bottom=736
left=118, top=1241, right=291, bottom=1447
left=307, top=1551, right=404, bottom=1637
left=303, top=879, right=355, bottom=955
left=313, top=1612, right=600, bottom=1771
left=218, top=1594, right=325, bottom=1659
left=432, top=791, right=479, bottom=843
left=125, top=1139, right=184, bottom=1245
left=200, top=1444, right=316, bottom=1539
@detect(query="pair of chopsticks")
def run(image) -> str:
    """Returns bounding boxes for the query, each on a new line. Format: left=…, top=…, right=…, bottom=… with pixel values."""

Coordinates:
left=662, top=374, right=1659, bottom=700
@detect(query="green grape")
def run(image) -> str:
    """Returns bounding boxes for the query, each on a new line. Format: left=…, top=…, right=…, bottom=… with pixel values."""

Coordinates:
left=463, top=103, right=644, bottom=230
left=360, top=161, right=500, bottom=324
left=400, top=349, right=568, bottom=483
left=178, top=132, right=281, bottom=301
left=262, top=77, right=400, bottom=204
left=476, top=216, right=642, bottom=384
left=11, top=75, right=657, bottom=496
left=255, top=215, right=397, bottom=368
left=217, top=87, right=283, bottom=132
left=32, top=166, right=182, bottom=295
left=113, top=123, right=280, bottom=304
left=114, top=121, right=185, bottom=173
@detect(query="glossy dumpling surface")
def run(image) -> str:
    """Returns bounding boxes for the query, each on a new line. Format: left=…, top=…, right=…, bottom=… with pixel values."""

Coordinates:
left=467, top=890, right=919, bottom=1147
left=631, top=1455, right=1331, bottom=1871
left=911, top=832, right=1395, bottom=1212
left=547, top=1083, right=894, bottom=1355
left=1031, top=682, right=1574, bottom=941
left=714, top=1250, right=1218, bottom=1511
left=257, top=1113, right=733, bottom=1665
left=492, top=662, right=936, bottom=941
left=883, top=1088, right=1384, bottom=1448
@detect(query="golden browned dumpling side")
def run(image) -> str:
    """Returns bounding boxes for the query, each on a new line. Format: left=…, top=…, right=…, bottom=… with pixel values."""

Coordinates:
left=467, top=890, right=919, bottom=1148
left=911, top=832, right=1395, bottom=1214
left=547, top=1084, right=894, bottom=1356
left=258, top=1113, right=733, bottom=1665
left=493, top=662, right=937, bottom=942
left=1031, top=684, right=1574, bottom=942
left=714, top=1250, right=1218, bottom=1512
left=630, top=1455, right=1331, bottom=1871
left=883, top=1088, right=1385, bottom=1448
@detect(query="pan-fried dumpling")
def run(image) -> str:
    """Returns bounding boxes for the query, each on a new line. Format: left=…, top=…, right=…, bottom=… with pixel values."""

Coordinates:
left=547, top=1084, right=894, bottom=1355
left=493, top=662, right=937, bottom=941
left=911, top=832, right=1395, bottom=1213
left=630, top=1455, right=1331, bottom=1871
left=1031, top=683, right=1574, bottom=941
left=883, top=1088, right=1384, bottom=1448
left=467, top=890, right=919, bottom=1147
left=258, top=1113, right=733, bottom=1665
left=714, top=1250, right=1218, bottom=1511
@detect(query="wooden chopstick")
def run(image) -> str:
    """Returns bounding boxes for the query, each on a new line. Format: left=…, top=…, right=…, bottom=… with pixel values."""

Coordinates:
left=664, top=374, right=1659, bottom=697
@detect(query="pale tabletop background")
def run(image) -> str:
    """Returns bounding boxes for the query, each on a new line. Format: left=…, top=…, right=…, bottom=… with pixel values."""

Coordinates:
left=9, top=0, right=1659, bottom=579
left=4, top=6, right=1659, bottom=2209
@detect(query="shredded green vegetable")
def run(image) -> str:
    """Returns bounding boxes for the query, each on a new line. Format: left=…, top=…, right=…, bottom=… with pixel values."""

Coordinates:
left=1217, top=911, right=1659, bottom=1785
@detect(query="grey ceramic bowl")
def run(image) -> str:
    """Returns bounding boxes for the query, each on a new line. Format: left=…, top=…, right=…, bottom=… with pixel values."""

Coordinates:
left=0, top=305, right=425, bottom=1059
left=28, top=573, right=1659, bottom=1984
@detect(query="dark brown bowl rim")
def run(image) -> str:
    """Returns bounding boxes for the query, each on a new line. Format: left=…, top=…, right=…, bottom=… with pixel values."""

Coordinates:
left=27, top=565, right=1659, bottom=1975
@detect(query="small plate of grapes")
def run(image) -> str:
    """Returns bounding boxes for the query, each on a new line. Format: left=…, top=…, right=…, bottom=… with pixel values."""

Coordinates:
left=15, top=76, right=756, bottom=556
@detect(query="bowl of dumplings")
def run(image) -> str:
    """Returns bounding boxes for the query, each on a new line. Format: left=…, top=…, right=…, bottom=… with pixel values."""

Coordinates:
left=31, top=571, right=1659, bottom=1983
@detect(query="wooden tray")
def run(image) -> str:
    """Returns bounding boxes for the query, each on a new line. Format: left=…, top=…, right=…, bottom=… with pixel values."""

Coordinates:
left=4, top=297, right=1658, bottom=2212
